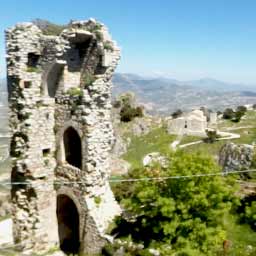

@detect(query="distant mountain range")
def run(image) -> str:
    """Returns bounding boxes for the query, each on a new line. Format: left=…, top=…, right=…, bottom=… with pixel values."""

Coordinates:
left=112, top=73, right=256, bottom=114
left=1, top=74, right=256, bottom=115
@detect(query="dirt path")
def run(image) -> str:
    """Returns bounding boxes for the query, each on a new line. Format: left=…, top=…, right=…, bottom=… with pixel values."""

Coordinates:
left=223, top=126, right=254, bottom=131
left=176, top=131, right=241, bottom=149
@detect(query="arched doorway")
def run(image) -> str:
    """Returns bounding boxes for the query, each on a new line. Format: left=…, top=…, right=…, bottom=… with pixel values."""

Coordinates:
left=63, top=127, right=82, bottom=169
left=57, top=195, right=80, bottom=254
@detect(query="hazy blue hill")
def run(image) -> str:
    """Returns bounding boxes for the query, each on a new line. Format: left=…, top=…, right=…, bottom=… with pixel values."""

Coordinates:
left=182, top=78, right=256, bottom=92
left=112, top=73, right=256, bottom=114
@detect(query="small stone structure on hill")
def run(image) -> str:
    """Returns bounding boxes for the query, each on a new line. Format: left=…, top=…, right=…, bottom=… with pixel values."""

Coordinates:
left=167, top=109, right=207, bottom=137
left=6, top=19, right=120, bottom=255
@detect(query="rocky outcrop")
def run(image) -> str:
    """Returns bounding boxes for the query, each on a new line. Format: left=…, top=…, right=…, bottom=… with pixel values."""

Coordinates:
left=131, top=117, right=151, bottom=136
left=143, top=152, right=168, bottom=168
left=219, top=142, right=255, bottom=173
left=110, top=157, right=131, bottom=175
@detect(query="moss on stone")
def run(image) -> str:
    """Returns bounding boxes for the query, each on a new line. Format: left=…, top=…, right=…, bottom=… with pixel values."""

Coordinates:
left=103, top=41, right=114, bottom=52
left=66, top=87, right=83, bottom=97
left=94, top=196, right=101, bottom=206
left=26, top=66, right=41, bottom=73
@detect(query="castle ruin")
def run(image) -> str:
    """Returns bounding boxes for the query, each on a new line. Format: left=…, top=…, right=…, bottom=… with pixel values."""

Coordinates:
left=5, top=19, right=121, bottom=255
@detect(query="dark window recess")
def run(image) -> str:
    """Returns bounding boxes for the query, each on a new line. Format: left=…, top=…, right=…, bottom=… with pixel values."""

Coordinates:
left=75, top=40, right=91, bottom=61
left=64, top=127, right=82, bottom=169
left=184, top=122, right=188, bottom=129
left=24, top=81, right=32, bottom=88
left=43, top=148, right=50, bottom=157
left=57, top=195, right=80, bottom=254
left=27, top=53, right=40, bottom=67
left=46, top=113, right=50, bottom=119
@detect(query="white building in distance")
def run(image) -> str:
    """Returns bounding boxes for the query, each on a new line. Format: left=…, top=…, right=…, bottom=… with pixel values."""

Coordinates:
left=167, top=109, right=207, bottom=137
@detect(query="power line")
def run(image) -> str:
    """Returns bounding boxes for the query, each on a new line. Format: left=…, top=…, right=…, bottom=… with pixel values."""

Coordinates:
left=0, top=169, right=255, bottom=187
left=109, top=169, right=256, bottom=183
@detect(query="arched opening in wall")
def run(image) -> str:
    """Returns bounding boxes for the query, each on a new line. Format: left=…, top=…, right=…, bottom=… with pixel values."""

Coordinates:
left=44, top=63, right=64, bottom=98
left=63, top=127, right=82, bottom=169
left=57, top=195, right=80, bottom=254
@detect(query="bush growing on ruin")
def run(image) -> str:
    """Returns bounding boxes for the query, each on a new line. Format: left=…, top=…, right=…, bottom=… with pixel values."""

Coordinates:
left=108, top=152, right=239, bottom=255
left=81, top=73, right=96, bottom=87
left=66, top=87, right=83, bottom=97
left=103, top=41, right=114, bottom=51
left=26, top=66, right=41, bottom=73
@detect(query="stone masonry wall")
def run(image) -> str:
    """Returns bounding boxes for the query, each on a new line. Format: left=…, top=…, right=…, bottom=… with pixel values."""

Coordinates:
left=6, top=19, right=121, bottom=254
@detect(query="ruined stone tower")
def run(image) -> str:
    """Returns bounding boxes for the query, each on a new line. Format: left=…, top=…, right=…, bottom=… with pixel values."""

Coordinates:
left=5, top=19, right=121, bottom=254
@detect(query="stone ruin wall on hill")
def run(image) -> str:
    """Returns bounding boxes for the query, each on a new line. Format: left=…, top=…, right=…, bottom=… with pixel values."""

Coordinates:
left=6, top=19, right=121, bottom=255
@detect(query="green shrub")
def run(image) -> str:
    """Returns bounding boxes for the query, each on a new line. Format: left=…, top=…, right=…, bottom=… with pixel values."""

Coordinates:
left=95, top=30, right=103, bottom=41
left=236, top=105, right=247, bottom=114
left=223, top=108, right=235, bottom=119
left=66, top=87, right=83, bottom=97
left=109, top=152, right=239, bottom=255
left=238, top=194, right=256, bottom=231
left=203, top=130, right=220, bottom=143
left=103, top=41, right=114, bottom=51
left=82, top=73, right=96, bottom=87
left=87, top=23, right=104, bottom=41
left=120, top=104, right=143, bottom=122
left=94, top=196, right=102, bottom=205
left=26, top=66, right=40, bottom=73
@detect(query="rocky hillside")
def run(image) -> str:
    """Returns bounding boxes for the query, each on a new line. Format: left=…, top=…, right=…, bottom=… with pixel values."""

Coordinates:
left=112, top=73, right=256, bottom=115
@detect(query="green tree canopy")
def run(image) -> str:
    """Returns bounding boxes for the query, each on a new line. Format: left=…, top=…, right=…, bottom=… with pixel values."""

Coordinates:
left=110, top=152, right=239, bottom=256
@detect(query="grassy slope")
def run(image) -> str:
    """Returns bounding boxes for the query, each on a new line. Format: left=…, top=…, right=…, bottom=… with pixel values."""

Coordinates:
left=120, top=113, right=256, bottom=255
left=181, top=111, right=256, bottom=157
left=122, top=127, right=176, bottom=169
left=224, top=214, right=256, bottom=255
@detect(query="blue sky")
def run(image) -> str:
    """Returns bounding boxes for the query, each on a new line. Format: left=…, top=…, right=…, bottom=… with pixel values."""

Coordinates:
left=1, top=0, right=256, bottom=83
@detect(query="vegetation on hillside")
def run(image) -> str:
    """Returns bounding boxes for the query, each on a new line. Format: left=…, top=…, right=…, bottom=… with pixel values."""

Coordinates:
left=113, top=93, right=144, bottom=122
left=32, top=19, right=67, bottom=35
left=108, top=152, right=256, bottom=255
left=122, top=127, right=175, bottom=169
left=223, top=106, right=247, bottom=123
